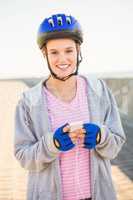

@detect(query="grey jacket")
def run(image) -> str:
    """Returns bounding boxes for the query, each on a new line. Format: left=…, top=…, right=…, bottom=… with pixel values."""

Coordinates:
left=14, top=75, right=126, bottom=200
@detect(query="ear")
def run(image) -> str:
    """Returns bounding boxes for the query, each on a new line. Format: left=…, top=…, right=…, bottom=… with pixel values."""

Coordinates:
left=41, top=46, right=47, bottom=58
left=42, top=52, right=46, bottom=58
left=76, top=43, right=81, bottom=53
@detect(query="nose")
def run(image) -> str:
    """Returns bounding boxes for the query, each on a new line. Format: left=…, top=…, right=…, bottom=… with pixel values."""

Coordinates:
left=58, top=52, right=68, bottom=63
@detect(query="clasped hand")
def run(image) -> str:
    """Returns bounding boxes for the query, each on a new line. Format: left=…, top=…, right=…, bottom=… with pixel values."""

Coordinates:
left=53, top=123, right=101, bottom=151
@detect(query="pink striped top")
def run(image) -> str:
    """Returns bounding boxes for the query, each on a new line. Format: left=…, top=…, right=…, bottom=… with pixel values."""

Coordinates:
left=43, top=76, right=91, bottom=200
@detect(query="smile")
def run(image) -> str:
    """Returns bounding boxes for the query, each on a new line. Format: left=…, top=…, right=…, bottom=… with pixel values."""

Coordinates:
left=57, top=64, right=70, bottom=70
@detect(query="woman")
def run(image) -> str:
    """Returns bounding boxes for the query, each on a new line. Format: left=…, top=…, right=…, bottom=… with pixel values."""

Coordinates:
left=14, top=13, right=126, bottom=200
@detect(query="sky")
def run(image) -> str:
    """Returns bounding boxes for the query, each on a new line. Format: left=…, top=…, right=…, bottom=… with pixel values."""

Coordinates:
left=0, top=0, right=133, bottom=78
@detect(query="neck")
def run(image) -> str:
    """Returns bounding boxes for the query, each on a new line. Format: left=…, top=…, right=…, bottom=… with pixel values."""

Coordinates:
left=45, top=75, right=77, bottom=101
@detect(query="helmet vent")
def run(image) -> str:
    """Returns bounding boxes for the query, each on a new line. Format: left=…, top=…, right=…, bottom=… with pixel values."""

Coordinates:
left=57, top=16, right=62, bottom=26
left=48, top=18, right=54, bottom=27
left=66, top=16, right=71, bottom=25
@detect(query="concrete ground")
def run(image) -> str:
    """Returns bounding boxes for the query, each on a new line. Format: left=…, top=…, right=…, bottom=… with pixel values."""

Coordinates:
left=0, top=80, right=133, bottom=200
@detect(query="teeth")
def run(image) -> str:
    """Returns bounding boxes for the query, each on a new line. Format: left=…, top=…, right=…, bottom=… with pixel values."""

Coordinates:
left=58, top=65, right=69, bottom=69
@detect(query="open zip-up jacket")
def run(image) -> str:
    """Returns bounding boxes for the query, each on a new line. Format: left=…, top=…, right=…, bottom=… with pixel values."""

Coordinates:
left=14, top=75, right=126, bottom=200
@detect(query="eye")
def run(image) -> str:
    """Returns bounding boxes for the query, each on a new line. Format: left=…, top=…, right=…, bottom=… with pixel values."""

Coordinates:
left=66, top=49, right=73, bottom=53
left=51, top=51, right=58, bottom=55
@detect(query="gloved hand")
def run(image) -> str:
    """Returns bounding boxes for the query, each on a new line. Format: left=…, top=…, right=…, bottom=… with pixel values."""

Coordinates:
left=53, top=123, right=75, bottom=151
left=83, top=123, right=101, bottom=149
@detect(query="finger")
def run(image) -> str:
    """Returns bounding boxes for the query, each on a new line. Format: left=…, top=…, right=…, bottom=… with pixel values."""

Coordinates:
left=69, top=132, right=78, bottom=138
left=74, top=128, right=83, bottom=134
left=78, top=130, right=85, bottom=138
left=69, top=131, right=76, bottom=136
left=76, top=128, right=85, bottom=134
left=71, top=138, right=78, bottom=144
left=63, top=125, right=70, bottom=133
left=78, top=134, right=85, bottom=139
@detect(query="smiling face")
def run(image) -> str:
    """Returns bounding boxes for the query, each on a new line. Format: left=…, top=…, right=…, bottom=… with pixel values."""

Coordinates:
left=42, top=38, right=79, bottom=79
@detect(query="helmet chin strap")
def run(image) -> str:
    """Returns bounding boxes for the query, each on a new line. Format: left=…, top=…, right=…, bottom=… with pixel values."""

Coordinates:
left=44, top=45, right=82, bottom=82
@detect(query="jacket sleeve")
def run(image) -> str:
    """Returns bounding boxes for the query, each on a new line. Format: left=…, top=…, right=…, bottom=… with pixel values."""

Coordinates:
left=14, top=97, right=60, bottom=172
left=95, top=80, right=126, bottom=159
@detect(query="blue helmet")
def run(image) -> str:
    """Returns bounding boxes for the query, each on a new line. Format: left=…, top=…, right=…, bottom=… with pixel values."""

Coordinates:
left=37, top=13, right=83, bottom=49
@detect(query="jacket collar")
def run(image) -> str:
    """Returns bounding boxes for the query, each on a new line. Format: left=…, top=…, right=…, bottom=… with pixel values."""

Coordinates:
left=23, top=74, right=102, bottom=107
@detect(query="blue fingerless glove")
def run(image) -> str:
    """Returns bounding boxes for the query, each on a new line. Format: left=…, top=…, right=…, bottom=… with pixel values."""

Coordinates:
left=53, top=123, right=75, bottom=151
left=83, top=123, right=101, bottom=149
